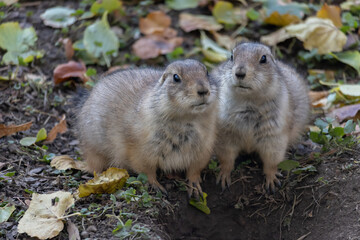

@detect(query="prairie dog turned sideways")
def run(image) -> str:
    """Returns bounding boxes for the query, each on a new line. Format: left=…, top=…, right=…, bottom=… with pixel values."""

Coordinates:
left=212, top=42, right=310, bottom=191
left=78, top=60, right=219, bottom=197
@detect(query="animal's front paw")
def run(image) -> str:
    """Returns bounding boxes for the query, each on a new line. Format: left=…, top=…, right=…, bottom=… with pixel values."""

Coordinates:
left=187, top=180, right=203, bottom=201
left=216, top=168, right=232, bottom=192
left=265, top=171, right=283, bottom=193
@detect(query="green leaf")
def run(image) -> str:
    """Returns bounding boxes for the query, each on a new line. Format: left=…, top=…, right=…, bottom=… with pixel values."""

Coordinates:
left=0, top=22, right=43, bottom=65
left=0, top=205, right=16, bottom=223
left=166, top=47, right=184, bottom=61
left=329, top=127, right=345, bottom=138
left=189, top=192, right=210, bottom=214
left=90, top=0, right=122, bottom=14
left=314, top=119, right=328, bottom=130
left=83, top=12, right=119, bottom=67
left=20, top=137, right=37, bottom=146
left=247, top=8, right=260, bottom=21
left=293, top=165, right=317, bottom=174
left=330, top=51, right=360, bottom=75
left=35, top=128, right=47, bottom=142
left=344, top=120, right=356, bottom=134
left=309, top=131, right=327, bottom=144
left=137, top=173, right=148, bottom=184
left=212, top=1, right=236, bottom=24
left=278, top=160, right=300, bottom=171
left=166, top=0, right=200, bottom=10
left=4, top=171, right=15, bottom=177
left=200, top=31, right=230, bottom=63
left=339, top=84, right=360, bottom=97
left=40, top=7, right=76, bottom=28
left=86, top=68, right=97, bottom=77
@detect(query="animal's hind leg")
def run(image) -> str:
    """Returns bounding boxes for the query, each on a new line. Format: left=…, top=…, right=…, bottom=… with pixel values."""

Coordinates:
left=84, top=149, right=109, bottom=174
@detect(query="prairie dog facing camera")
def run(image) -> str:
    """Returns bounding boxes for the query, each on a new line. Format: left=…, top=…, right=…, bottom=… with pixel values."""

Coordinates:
left=78, top=60, right=219, bottom=198
left=212, top=42, right=310, bottom=191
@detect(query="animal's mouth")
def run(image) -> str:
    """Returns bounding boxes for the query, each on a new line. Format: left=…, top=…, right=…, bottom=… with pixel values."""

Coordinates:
left=192, top=101, right=208, bottom=108
left=235, top=85, right=251, bottom=89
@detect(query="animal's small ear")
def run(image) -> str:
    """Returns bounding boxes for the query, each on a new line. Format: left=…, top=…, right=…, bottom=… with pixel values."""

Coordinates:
left=159, top=73, right=166, bottom=84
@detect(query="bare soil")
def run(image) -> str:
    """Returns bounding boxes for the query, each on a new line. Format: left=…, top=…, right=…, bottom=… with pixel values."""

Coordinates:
left=1, top=1, right=360, bottom=240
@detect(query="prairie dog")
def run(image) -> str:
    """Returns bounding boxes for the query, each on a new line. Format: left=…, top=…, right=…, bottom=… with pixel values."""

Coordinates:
left=78, top=60, right=219, bottom=197
left=212, top=42, right=310, bottom=191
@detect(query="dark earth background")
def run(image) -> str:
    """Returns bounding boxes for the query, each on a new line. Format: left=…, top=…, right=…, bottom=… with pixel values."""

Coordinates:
left=1, top=1, right=360, bottom=240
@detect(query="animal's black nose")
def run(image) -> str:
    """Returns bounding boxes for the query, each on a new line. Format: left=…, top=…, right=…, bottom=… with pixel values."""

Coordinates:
left=235, top=72, right=246, bottom=79
left=197, top=89, right=209, bottom=96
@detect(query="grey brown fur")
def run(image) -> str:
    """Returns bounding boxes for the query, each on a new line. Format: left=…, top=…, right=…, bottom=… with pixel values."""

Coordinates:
left=78, top=60, right=219, bottom=197
left=212, top=42, right=310, bottom=191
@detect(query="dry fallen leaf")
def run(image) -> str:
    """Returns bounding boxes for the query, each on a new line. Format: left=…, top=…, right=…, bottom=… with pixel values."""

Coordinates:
left=331, top=104, right=360, bottom=122
left=53, top=61, right=87, bottom=84
left=0, top=121, right=32, bottom=138
left=317, top=3, right=342, bottom=28
left=264, top=11, right=300, bottom=26
left=46, top=115, right=67, bottom=143
left=211, top=31, right=236, bottom=50
left=67, top=220, right=80, bottom=240
left=60, top=38, right=74, bottom=60
left=139, top=11, right=171, bottom=35
left=285, top=17, right=347, bottom=54
left=309, top=90, right=330, bottom=103
left=51, top=155, right=87, bottom=171
left=78, top=168, right=129, bottom=198
left=132, top=35, right=183, bottom=59
left=260, top=27, right=291, bottom=46
left=179, top=13, right=223, bottom=32
left=18, top=191, right=75, bottom=240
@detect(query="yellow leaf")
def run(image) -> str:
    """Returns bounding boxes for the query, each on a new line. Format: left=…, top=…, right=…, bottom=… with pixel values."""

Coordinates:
left=78, top=168, right=129, bottom=197
left=50, top=155, right=87, bottom=171
left=317, top=3, right=342, bottom=28
left=264, top=11, right=300, bottom=26
left=189, top=192, right=210, bottom=214
left=212, top=1, right=235, bottom=24
left=18, top=191, right=75, bottom=240
left=285, top=17, right=347, bottom=54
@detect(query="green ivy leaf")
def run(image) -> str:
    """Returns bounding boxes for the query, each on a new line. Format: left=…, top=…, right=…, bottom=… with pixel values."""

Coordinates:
left=20, top=137, right=37, bottom=146
left=278, top=160, right=300, bottom=171
left=166, top=0, right=200, bottom=10
left=90, top=0, right=122, bottom=14
left=293, top=165, right=317, bottom=174
left=83, top=12, right=119, bottom=67
left=330, top=51, right=360, bottom=75
left=40, top=7, right=76, bottom=28
left=247, top=8, right=260, bottom=21
left=344, top=120, right=356, bottom=134
left=0, top=22, right=43, bottom=65
left=0, top=205, right=16, bottom=223
left=329, top=127, right=345, bottom=138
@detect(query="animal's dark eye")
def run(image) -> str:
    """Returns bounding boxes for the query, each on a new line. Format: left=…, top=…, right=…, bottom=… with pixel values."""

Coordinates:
left=206, top=70, right=209, bottom=76
left=230, top=53, right=233, bottom=61
left=173, top=74, right=181, bottom=83
left=260, top=55, right=267, bottom=64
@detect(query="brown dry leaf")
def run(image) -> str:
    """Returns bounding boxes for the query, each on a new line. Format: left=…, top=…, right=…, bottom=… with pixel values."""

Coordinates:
left=50, top=155, right=87, bottom=171
left=18, top=191, right=75, bottom=240
left=317, top=3, right=342, bottom=28
left=0, top=121, right=32, bottom=138
left=53, top=61, right=87, bottom=84
left=179, top=13, right=223, bottom=32
left=61, top=38, right=74, bottom=60
left=285, top=17, right=347, bottom=54
left=309, top=90, right=329, bottom=103
left=139, top=11, right=171, bottom=35
left=260, top=27, right=291, bottom=46
left=67, top=220, right=80, bottom=240
left=132, top=35, right=183, bottom=59
left=264, top=11, right=301, bottom=27
left=78, top=167, right=129, bottom=197
left=46, top=115, right=67, bottom=143
left=211, top=31, right=236, bottom=50
left=331, top=104, right=360, bottom=122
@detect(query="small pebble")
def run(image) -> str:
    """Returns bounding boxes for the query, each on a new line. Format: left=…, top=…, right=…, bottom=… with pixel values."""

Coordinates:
left=87, top=225, right=97, bottom=232
left=80, top=231, right=89, bottom=238
left=29, top=167, right=44, bottom=175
